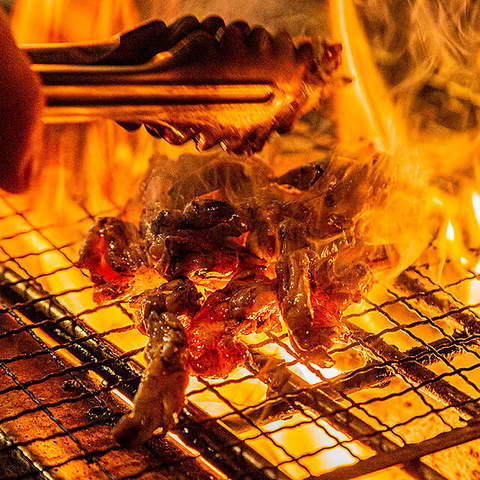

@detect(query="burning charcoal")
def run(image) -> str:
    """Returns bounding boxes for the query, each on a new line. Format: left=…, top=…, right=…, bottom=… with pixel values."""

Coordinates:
left=112, top=312, right=189, bottom=446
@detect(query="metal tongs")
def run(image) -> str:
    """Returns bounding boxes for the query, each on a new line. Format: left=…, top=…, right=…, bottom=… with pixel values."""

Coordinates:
left=23, top=18, right=341, bottom=153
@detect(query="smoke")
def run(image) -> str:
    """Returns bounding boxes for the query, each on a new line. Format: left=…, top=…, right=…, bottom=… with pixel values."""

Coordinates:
left=355, top=0, right=480, bottom=105
left=150, top=0, right=331, bottom=38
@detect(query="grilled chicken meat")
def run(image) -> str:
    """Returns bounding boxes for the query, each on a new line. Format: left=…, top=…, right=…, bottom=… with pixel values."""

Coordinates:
left=76, top=217, right=147, bottom=303
left=187, top=269, right=280, bottom=378
left=77, top=143, right=407, bottom=444
left=112, top=311, right=190, bottom=445
left=77, top=152, right=381, bottom=442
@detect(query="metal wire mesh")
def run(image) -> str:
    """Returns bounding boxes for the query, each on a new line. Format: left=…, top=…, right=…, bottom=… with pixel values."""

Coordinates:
left=2, top=186, right=480, bottom=480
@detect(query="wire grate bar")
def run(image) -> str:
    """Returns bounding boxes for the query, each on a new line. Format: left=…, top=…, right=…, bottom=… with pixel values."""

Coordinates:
left=0, top=263, right=142, bottom=395
left=0, top=263, right=293, bottom=480
left=0, top=322, right=117, bottom=480
left=3, top=198, right=480, bottom=479
left=343, top=320, right=480, bottom=420
left=312, top=418, right=480, bottom=480
left=249, top=352, right=449, bottom=480
left=223, top=329, right=480, bottom=437
left=394, top=270, right=480, bottom=334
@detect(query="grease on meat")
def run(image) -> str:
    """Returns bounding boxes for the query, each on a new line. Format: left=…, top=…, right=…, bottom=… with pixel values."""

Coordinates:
left=77, top=148, right=404, bottom=444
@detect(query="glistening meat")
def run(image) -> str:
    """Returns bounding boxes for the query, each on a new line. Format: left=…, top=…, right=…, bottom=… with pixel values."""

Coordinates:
left=77, top=147, right=405, bottom=445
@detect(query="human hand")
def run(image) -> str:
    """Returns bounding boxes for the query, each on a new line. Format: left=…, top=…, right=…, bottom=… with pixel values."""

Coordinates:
left=0, top=8, right=43, bottom=193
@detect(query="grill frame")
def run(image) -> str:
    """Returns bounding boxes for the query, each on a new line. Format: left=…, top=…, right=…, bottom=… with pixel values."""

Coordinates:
left=2, top=176, right=480, bottom=480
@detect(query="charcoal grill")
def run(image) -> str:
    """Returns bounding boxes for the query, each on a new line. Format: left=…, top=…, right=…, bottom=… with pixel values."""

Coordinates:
left=3, top=165, right=480, bottom=480
left=4, top=2, right=480, bottom=478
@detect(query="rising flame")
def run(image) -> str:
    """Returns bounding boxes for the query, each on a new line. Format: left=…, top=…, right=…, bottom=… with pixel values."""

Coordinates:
left=329, top=0, right=407, bottom=152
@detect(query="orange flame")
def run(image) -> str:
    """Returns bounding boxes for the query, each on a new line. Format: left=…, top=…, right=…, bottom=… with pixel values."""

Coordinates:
left=329, top=0, right=407, bottom=152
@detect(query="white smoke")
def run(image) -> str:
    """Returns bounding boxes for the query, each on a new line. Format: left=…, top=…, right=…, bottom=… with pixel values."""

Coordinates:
left=149, top=0, right=331, bottom=38
left=354, top=0, right=480, bottom=99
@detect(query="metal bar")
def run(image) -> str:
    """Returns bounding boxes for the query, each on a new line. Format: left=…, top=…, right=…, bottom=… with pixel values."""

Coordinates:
left=313, top=419, right=480, bottom=480
left=250, top=353, right=448, bottom=480
left=393, top=269, right=480, bottom=335
left=343, top=320, right=480, bottom=420
left=42, top=84, right=273, bottom=105
left=0, top=263, right=290, bottom=480
left=178, top=403, right=291, bottom=480
left=226, top=332, right=480, bottom=433
left=29, top=44, right=279, bottom=126
left=0, top=263, right=141, bottom=393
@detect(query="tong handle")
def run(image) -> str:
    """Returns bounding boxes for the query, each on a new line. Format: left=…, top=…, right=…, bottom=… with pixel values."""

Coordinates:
left=23, top=39, right=120, bottom=65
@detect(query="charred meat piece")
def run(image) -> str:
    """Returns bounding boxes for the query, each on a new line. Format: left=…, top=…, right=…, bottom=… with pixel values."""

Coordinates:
left=78, top=149, right=395, bottom=444
left=112, top=311, right=189, bottom=446
left=275, top=219, right=339, bottom=366
left=141, top=198, right=257, bottom=281
left=187, top=269, right=280, bottom=378
left=76, top=217, right=147, bottom=302
left=183, top=198, right=247, bottom=234
left=114, top=279, right=201, bottom=445
left=130, top=278, right=202, bottom=333
left=276, top=218, right=373, bottom=364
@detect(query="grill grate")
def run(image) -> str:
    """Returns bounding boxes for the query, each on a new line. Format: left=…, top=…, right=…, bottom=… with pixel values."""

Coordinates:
left=2, top=188, right=480, bottom=480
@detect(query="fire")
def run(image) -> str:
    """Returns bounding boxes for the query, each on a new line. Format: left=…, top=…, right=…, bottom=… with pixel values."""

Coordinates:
left=12, top=0, right=141, bottom=42
left=5, top=0, right=480, bottom=479
left=329, top=0, right=407, bottom=152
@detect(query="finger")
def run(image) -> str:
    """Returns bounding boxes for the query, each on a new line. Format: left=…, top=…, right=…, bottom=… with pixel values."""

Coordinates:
left=0, top=9, right=43, bottom=194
